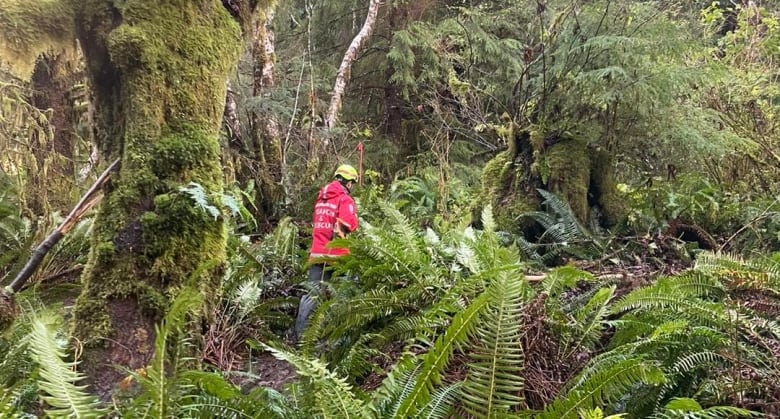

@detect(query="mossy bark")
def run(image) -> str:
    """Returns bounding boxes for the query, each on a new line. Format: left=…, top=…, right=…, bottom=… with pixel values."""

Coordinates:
left=545, top=139, right=591, bottom=223
left=70, top=0, right=241, bottom=396
left=473, top=131, right=540, bottom=231
left=589, top=147, right=626, bottom=228
left=27, top=52, right=81, bottom=218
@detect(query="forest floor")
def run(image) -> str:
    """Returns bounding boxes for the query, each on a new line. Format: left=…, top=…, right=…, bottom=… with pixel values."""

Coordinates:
left=247, top=351, right=298, bottom=391
left=240, top=231, right=699, bottom=392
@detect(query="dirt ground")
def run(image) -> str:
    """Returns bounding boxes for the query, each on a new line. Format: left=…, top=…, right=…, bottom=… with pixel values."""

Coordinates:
left=245, top=350, right=298, bottom=391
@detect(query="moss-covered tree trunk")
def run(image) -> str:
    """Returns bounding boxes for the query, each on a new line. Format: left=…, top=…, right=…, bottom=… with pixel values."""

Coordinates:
left=70, top=0, right=241, bottom=396
left=478, top=130, right=625, bottom=233
left=27, top=52, right=80, bottom=218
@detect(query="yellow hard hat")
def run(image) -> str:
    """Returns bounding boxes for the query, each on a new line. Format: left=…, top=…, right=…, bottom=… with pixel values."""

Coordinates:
left=334, top=164, right=358, bottom=181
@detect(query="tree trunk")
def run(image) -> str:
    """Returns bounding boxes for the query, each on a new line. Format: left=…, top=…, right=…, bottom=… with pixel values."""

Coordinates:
left=382, top=3, right=406, bottom=142
left=250, top=6, right=286, bottom=229
left=27, top=52, right=80, bottom=218
left=323, top=0, right=381, bottom=131
left=70, top=0, right=243, bottom=397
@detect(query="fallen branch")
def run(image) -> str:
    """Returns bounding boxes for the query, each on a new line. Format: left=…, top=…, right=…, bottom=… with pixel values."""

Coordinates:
left=525, top=273, right=628, bottom=282
left=1, top=158, right=119, bottom=331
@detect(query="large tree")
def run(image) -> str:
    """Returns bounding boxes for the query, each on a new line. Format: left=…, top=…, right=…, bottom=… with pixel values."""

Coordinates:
left=1, top=0, right=267, bottom=395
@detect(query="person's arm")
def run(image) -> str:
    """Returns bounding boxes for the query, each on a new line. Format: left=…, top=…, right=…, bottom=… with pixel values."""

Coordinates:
left=334, top=196, right=358, bottom=236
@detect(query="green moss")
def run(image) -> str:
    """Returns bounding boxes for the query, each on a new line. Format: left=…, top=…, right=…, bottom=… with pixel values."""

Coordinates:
left=480, top=151, right=512, bottom=195
left=136, top=285, right=167, bottom=316
left=544, top=139, right=591, bottom=223
left=0, top=0, right=75, bottom=79
left=152, top=126, right=220, bottom=180
left=589, top=147, right=626, bottom=227
left=73, top=0, right=241, bottom=346
left=105, top=25, right=152, bottom=68
left=474, top=150, right=538, bottom=232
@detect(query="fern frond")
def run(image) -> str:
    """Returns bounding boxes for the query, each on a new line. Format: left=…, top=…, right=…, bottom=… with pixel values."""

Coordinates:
left=481, top=204, right=497, bottom=234
left=334, top=333, right=384, bottom=379
left=461, top=271, right=526, bottom=417
left=178, top=370, right=297, bottom=419
left=0, top=386, right=25, bottom=419
left=393, top=291, right=490, bottom=418
left=562, top=286, right=616, bottom=357
left=670, top=351, right=728, bottom=376
left=611, top=278, right=727, bottom=327
left=27, top=315, right=106, bottom=418
left=651, top=397, right=762, bottom=418
left=536, top=189, right=592, bottom=242
left=380, top=200, right=422, bottom=248
left=180, top=182, right=220, bottom=220
left=418, top=382, right=461, bottom=419
left=368, top=357, right=420, bottom=418
left=542, top=265, right=595, bottom=297
left=539, top=358, right=666, bottom=419
left=695, top=252, right=780, bottom=295
left=261, top=343, right=366, bottom=418
left=128, top=288, right=203, bottom=417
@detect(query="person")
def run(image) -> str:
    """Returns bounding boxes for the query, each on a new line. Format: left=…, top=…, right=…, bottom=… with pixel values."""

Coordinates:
left=294, top=164, right=359, bottom=340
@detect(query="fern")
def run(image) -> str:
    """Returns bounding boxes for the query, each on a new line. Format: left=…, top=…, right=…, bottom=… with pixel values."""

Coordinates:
left=261, top=343, right=367, bottom=418
left=695, top=252, right=780, bottom=295
left=178, top=370, right=299, bottom=419
left=461, top=271, right=527, bottom=417
left=560, top=286, right=616, bottom=358
left=542, top=265, right=595, bottom=298
left=393, top=291, right=490, bottom=418
left=418, top=382, right=460, bottom=419
left=26, top=314, right=106, bottom=418
left=126, top=288, right=203, bottom=418
left=611, top=278, right=727, bottom=328
left=539, top=358, right=666, bottom=419
left=518, top=189, right=601, bottom=262
left=180, top=182, right=221, bottom=220
left=651, top=397, right=761, bottom=418
left=669, top=351, right=728, bottom=376
left=0, top=388, right=20, bottom=419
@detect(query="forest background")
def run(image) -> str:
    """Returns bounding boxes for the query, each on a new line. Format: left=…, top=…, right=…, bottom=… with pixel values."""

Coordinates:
left=1, top=0, right=780, bottom=417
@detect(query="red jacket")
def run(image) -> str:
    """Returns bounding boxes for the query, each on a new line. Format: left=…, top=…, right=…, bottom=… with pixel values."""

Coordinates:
left=309, top=180, right=358, bottom=258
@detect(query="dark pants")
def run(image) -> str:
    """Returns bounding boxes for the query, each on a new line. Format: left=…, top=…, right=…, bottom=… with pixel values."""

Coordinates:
left=294, top=263, right=332, bottom=340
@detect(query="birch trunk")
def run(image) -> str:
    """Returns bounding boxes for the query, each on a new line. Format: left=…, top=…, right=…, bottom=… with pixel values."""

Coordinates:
left=324, top=0, right=381, bottom=131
